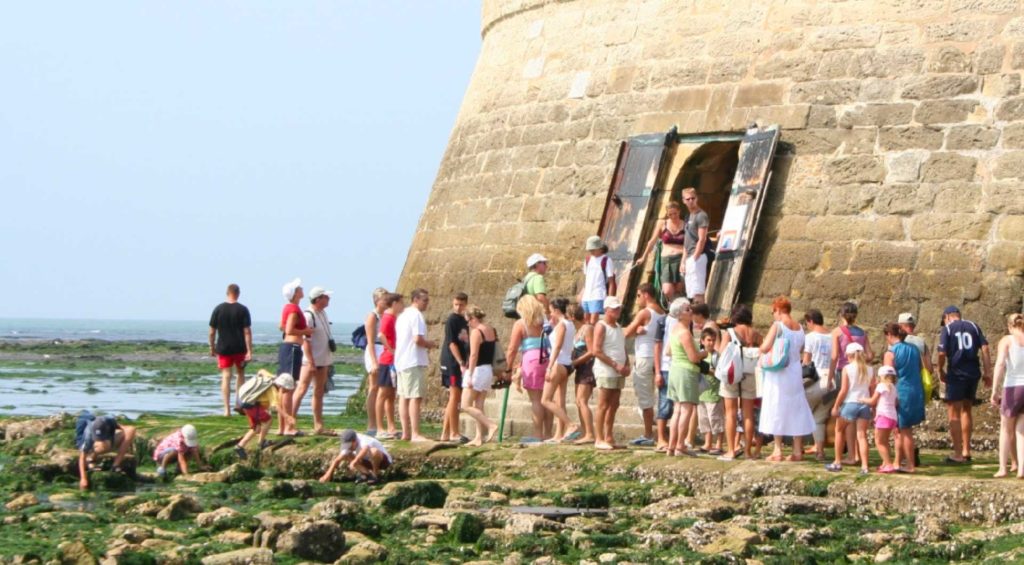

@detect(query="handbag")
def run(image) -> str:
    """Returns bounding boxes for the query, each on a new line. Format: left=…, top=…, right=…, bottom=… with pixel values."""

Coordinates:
left=759, top=322, right=791, bottom=372
left=308, top=309, right=337, bottom=352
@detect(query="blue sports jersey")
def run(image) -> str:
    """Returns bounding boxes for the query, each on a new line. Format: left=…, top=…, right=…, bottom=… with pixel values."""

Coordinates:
left=937, top=320, right=987, bottom=381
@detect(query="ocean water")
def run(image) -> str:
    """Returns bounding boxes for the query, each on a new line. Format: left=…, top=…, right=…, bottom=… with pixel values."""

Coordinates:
left=0, top=318, right=359, bottom=345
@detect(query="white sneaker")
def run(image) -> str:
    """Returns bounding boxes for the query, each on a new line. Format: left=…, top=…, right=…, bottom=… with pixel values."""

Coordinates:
left=156, top=466, right=166, bottom=477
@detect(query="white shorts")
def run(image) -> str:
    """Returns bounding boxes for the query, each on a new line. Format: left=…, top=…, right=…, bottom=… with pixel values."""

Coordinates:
left=463, top=364, right=494, bottom=392
left=685, top=253, right=708, bottom=298
left=631, top=357, right=656, bottom=410
left=363, top=344, right=384, bottom=372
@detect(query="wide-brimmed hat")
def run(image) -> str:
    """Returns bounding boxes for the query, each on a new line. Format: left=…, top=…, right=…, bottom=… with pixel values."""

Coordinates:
left=585, top=236, right=604, bottom=251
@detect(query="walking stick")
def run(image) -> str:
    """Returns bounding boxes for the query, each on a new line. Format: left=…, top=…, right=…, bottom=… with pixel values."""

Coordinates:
left=497, top=384, right=511, bottom=443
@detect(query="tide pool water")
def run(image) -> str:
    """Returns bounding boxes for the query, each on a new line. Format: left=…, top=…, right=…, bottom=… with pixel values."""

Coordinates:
left=0, top=364, right=362, bottom=418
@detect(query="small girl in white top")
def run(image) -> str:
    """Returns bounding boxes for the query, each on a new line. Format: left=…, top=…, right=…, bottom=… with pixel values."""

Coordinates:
left=826, top=342, right=875, bottom=474
left=859, top=365, right=899, bottom=473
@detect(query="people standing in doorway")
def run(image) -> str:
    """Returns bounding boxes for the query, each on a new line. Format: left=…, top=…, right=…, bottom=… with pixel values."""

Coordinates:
left=440, top=293, right=470, bottom=443
left=362, top=288, right=389, bottom=437
left=506, top=294, right=550, bottom=440
left=278, top=278, right=311, bottom=436
left=990, top=313, right=1024, bottom=478
left=591, top=296, right=630, bottom=450
left=375, top=293, right=403, bottom=439
left=801, top=309, right=833, bottom=462
left=208, top=284, right=253, bottom=416
left=570, top=303, right=597, bottom=445
left=524, top=253, right=550, bottom=312
left=579, top=236, right=617, bottom=325
left=681, top=188, right=709, bottom=304
left=292, top=286, right=334, bottom=435
left=395, top=288, right=437, bottom=442
left=636, top=200, right=687, bottom=301
left=624, top=283, right=665, bottom=446
left=937, top=305, right=991, bottom=464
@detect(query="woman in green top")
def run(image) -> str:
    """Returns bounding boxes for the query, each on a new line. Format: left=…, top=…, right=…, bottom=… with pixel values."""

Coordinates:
left=666, top=298, right=706, bottom=457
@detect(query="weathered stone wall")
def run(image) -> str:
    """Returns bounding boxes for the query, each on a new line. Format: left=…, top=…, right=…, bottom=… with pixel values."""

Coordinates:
left=399, top=0, right=1024, bottom=410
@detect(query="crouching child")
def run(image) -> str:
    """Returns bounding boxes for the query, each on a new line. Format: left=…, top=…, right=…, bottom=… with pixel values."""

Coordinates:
left=153, top=424, right=202, bottom=477
left=75, top=412, right=137, bottom=490
left=235, top=370, right=292, bottom=459
left=319, top=429, right=392, bottom=484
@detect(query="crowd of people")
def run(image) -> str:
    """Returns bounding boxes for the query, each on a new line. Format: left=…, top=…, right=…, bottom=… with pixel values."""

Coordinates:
left=72, top=190, right=1024, bottom=488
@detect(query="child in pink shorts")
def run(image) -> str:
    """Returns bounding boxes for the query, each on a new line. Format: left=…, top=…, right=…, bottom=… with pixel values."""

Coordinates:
left=860, top=366, right=899, bottom=473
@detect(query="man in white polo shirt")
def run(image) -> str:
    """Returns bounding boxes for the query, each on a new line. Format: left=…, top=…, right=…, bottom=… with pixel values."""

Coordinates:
left=394, top=288, right=437, bottom=442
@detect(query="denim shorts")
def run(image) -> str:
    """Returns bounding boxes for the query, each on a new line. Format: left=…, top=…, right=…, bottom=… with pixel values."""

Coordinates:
left=839, top=402, right=872, bottom=421
left=656, top=372, right=674, bottom=421
left=582, top=299, right=605, bottom=315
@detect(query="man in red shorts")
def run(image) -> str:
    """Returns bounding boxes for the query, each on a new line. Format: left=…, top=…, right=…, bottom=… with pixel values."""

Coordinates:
left=209, top=283, right=253, bottom=416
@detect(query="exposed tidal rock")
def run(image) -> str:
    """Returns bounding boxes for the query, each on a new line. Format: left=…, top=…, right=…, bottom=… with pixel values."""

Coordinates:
left=685, top=520, right=761, bottom=556
left=334, top=540, right=388, bottom=565
left=200, top=548, right=274, bottom=565
left=641, top=495, right=746, bottom=522
left=365, top=480, right=447, bottom=512
left=753, top=495, right=847, bottom=518
left=252, top=512, right=302, bottom=549
left=5, top=493, right=39, bottom=511
left=258, top=478, right=313, bottom=499
left=275, top=520, right=346, bottom=562
left=310, top=497, right=360, bottom=527
left=57, top=541, right=97, bottom=565
left=4, top=416, right=67, bottom=441
left=504, top=513, right=565, bottom=534
left=195, top=506, right=245, bottom=529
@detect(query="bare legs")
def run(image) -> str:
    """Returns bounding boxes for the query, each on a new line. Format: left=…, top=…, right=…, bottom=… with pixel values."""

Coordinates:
left=365, top=372, right=379, bottom=434
left=898, top=427, right=916, bottom=472
left=594, top=388, right=621, bottom=449
left=542, top=366, right=576, bottom=440
left=575, top=384, right=595, bottom=443
left=220, top=367, right=243, bottom=416
left=291, top=365, right=314, bottom=426
left=876, top=428, right=893, bottom=469
left=723, top=397, right=740, bottom=459
left=462, top=388, right=495, bottom=446
left=527, top=389, right=545, bottom=439
left=400, top=397, right=428, bottom=442
left=375, top=387, right=397, bottom=435
left=441, top=384, right=463, bottom=441
left=278, top=389, right=296, bottom=435
left=310, top=367, right=327, bottom=432
left=947, top=399, right=973, bottom=461
left=668, top=402, right=696, bottom=456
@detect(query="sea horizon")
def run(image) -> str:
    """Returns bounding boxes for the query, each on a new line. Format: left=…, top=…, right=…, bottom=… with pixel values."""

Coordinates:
left=0, top=317, right=360, bottom=346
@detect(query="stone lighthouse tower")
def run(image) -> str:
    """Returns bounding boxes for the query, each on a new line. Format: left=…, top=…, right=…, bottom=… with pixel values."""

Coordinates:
left=397, top=0, right=1024, bottom=432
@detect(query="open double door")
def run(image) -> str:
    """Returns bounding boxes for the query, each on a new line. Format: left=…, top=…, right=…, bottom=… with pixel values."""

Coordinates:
left=597, top=125, right=781, bottom=320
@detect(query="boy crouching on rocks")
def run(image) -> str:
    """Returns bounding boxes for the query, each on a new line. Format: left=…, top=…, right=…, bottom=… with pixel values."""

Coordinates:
left=153, top=424, right=202, bottom=477
left=319, top=429, right=393, bottom=484
left=76, top=413, right=137, bottom=490
left=235, top=370, right=293, bottom=459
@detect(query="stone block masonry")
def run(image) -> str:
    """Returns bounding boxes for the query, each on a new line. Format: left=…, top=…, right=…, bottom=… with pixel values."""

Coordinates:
left=398, top=0, right=1024, bottom=413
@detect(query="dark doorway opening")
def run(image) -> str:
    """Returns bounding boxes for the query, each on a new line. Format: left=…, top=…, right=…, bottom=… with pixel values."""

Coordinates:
left=670, top=141, right=741, bottom=252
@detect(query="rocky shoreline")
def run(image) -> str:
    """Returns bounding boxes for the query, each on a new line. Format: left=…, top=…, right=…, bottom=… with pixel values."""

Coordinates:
left=3, top=413, right=1024, bottom=564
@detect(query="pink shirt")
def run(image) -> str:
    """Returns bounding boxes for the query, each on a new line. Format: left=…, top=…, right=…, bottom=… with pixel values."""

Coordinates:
left=153, top=430, right=192, bottom=461
left=876, top=382, right=898, bottom=422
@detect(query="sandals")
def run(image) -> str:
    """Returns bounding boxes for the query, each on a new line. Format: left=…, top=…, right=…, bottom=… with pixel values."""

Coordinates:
left=824, top=463, right=842, bottom=472
left=878, top=464, right=897, bottom=474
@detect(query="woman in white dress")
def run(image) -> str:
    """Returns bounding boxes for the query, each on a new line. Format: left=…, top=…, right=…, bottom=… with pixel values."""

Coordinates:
left=758, top=296, right=815, bottom=462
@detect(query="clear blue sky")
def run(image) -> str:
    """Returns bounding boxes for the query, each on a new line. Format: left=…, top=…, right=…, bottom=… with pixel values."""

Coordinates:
left=0, top=2, right=481, bottom=323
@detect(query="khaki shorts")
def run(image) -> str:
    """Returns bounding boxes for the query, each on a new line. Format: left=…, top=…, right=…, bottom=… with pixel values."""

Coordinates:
left=397, top=366, right=426, bottom=399
left=631, top=357, right=656, bottom=410
left=597, top=376, right=626, bottom=390
left=719, top=373, right=757, bottom=399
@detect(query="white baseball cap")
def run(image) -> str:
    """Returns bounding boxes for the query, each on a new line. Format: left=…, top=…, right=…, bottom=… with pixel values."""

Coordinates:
left=603, top=296, right=623, bottom=310
left=282, top=278, right=302, bottom=301
left=844, top=342, right=864, bottom=356
left=897, top=313, right=916, bottom=325
left=526, top=253, right=548, bottom=268
left=181, top=424, right=199, bottom=448
left=878, top=366, right=897, bottom=377
left=310, top=286, right=333, bottom=300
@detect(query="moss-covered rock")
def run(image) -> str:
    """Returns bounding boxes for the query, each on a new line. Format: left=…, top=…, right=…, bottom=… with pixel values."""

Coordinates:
left=367, top=480, right=447, bottom=512
left=449, top=512, right=485, bottom=543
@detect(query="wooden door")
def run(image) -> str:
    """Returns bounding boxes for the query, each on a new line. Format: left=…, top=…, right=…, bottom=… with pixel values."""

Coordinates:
left=704, top=125, right=781, bottom=320
left=597, top=129, right=676, bottom=318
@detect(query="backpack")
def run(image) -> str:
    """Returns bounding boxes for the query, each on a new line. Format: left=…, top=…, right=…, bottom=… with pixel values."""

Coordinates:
left=75, top=411, right=96, bottom=450
left=760, top=322, right=791, bottom=372
left=502, top=272, right=538, bottom=319
left=238, top=371, right=276, bottom=408
left=351, top=325, right=368, bottom=350
left=715, top=328, right=744, bottom=385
